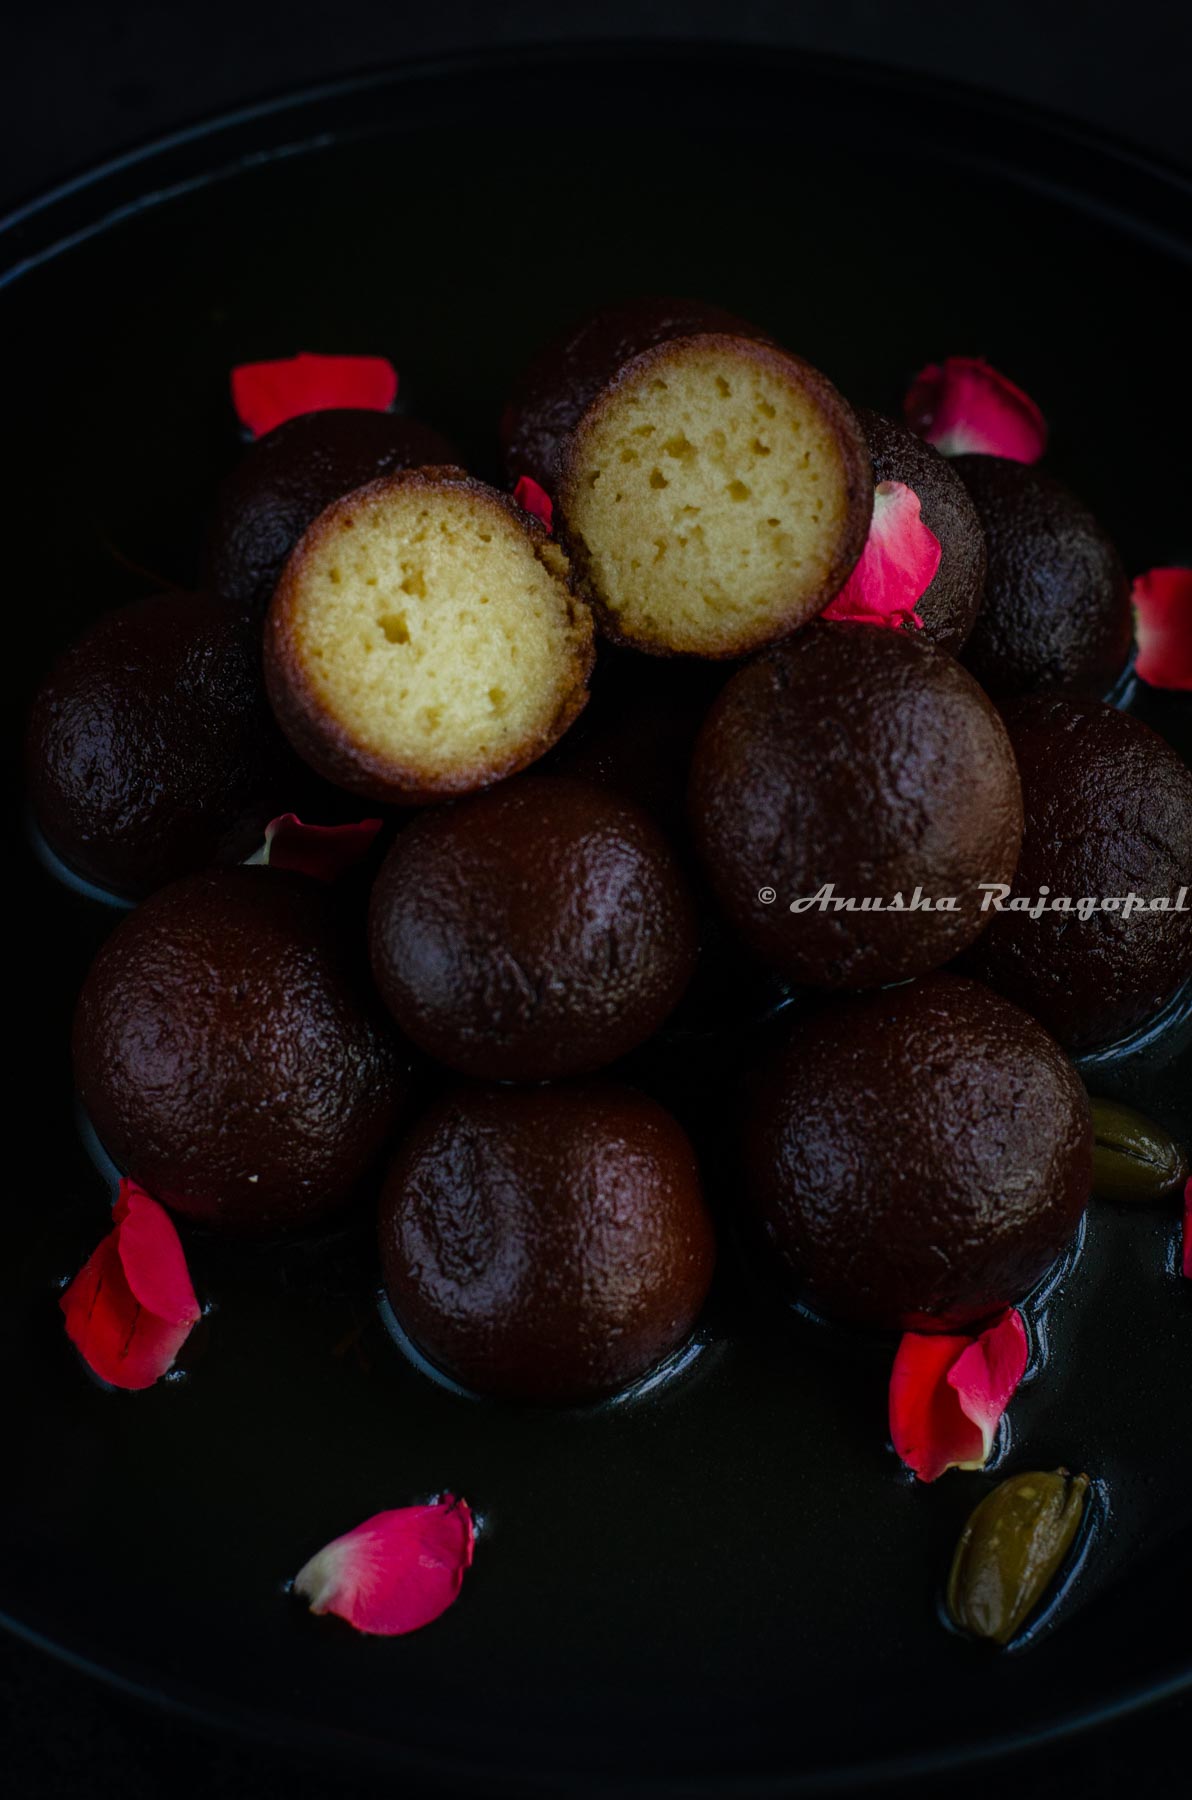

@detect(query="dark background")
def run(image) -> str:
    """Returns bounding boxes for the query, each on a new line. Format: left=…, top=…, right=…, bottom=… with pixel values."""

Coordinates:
left=3, top=3, right=1189, bottom=1796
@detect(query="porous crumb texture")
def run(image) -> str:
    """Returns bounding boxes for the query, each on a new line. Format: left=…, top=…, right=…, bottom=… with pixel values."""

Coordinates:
left=267, top=473, right=594, bottom=801
left=559, top=336, right=870, bottom=657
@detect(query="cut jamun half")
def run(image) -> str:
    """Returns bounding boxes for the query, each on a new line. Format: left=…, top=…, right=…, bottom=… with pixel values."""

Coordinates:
left=264, top=468, right=595, bottom=804
left=556, top=333, right=873, bottom=658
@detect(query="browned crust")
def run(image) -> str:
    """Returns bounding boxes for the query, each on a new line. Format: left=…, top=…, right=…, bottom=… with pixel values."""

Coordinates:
left=556, top=333, right=874, bottom=660
left=264, top=467, right=596, bottom=806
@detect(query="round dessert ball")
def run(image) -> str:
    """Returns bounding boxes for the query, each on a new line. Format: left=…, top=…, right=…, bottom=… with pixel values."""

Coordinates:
left=952, top=456, right=1132, bottom=697
left=689, top=624, right=1023, bottom=987
left=544, top=650, right=724, bottom=838
left=557, top=333, right=873, bottom=659
left=206, top=409, right=456, bottom=618
left=369, top=775, right=699, bottom=1080
left=264, top=468, right=595, bottom=805
left=500, top=294, right=757, bottom=492
left=746, top=974, right=1092, bottom=1331
left=379, top=1081, right=716, bottom=1402
left=963, top=697, right=1192, bottom=1050
left=859, top=409, right=986, bottom=654
left=26, top=590, right=295, bottom=898
left=73, top=868, right=406, bottom=1233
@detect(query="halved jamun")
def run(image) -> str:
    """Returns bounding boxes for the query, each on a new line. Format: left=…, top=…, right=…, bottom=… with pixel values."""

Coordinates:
left=73, top=868, right=406, bottom=1233
left=953, top=456, right=1132, bottom=697
left=379, top=1082, right=715, bottom=1403
left=963, top=697, right=1192, bottom=1050
left=500, top=294, right=757, bottom=493
left=368, top=774, right=699, bottom=1080
left=206, top=409, right=455, bottom=619
left=689, top=624, right=1023, bottom=987
left=264, top=468, right=595, bottom=805
left=556, top=333, right=873, bottom=658
left=26, top=590, right=295, bottom=898
left=858, top=409, right=986, bottom=653
left=745, top=974, right=1092, bottom=1332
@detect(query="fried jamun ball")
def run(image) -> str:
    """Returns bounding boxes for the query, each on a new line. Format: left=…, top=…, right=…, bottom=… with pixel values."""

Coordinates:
left=556, top=333, right=873, bottom=658
left=952, top=456, right=1133, bottom=698
left=368, top=775, right=699, bottom=1080
left=963, top=697, right=1192, bottom=1050
left=206, top=408, right=456, bottom=619
left=379, top=1081, right=716, bottom=1403
left=500, top=294, right=757, bottom=493
left=859, top=409, right=986, bottom=653
left=73, top=868, right=406, bottom=1234
left=746, top=975, right=1092, bottom=1332
left=26, top=590, right=296, bottom=898
left=264, top=468, right=595, bottom=805
left=689, top=624, right=1023, bottom=987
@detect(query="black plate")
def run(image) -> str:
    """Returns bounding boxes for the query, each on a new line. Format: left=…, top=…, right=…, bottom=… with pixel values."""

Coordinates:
left=3, top=44, right=1190, bottom=1796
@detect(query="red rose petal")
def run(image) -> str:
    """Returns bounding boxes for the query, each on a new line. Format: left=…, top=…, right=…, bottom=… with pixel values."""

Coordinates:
left=822, top=480, right=940, bottom=630
left=1183, top=1178, right=1191, bottom=1280
left=294, top=1496, right=474, bottom=1636
left=1131, top=567, right=1192, bottom=691
left=253, top=813, right=384, bottom=882
left=231, top=354, right=399, bottom=439
left=112, top=1180, right=201, bottom=1326
left=889, top=1309, right=1028, bottom=1483
left=904, top=357, right=1047, bottom=462
left=513, top=474, right=554, bottom=532
left=61, top=1182, right=199, bottom=1390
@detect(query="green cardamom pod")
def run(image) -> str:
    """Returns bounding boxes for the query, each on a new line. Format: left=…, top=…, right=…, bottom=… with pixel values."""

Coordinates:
left=946, top=1469, right=1090, bottom=1646
left=1090, top=1098, right=1188, bottom=1205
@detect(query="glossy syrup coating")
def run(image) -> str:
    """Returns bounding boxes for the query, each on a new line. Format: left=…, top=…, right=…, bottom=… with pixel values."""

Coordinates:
left=206, top=409, right=456, bottom=618
left=379, top=1082, right=716, bottom=1402
left=73, top=868, right=406, bottom=1234
left=689, top=624, right=1023, bottom=988
left=952, top=455, right=1133, bottom=698
left=963, top=697, right=1192, bottom=1050
left=26, top=590, right=296, bottom=898
left=500, top=294, right=758, bottom=492
left=745, top=975, right=1092, bottom=1332
left=368, top=775, right=699, bottom=1080
left=859, top=409, right=986, bottom=653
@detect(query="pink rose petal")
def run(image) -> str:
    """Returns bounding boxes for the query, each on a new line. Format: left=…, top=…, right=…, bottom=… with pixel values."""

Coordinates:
left=1131, top=567, right=1192, bottom=691
left=294, top=1496, right=474, bottom=1636
left=251, top=813, right=384, bottom=882
left=1183, top=1178, right=1191, bottom=1280
left=822, top=480, right=940, bottom=630
left=889, top=1309, right=1028, bottom=1483
left=904, top=357, right=1047, bottom=462
left=513, top=474, right=554, bottom=532
left=112, top=1180, right=202, bottom=1326
left=61, top=1180, right=200, bottom=1390
left=231, top=354, right=399, bottom=439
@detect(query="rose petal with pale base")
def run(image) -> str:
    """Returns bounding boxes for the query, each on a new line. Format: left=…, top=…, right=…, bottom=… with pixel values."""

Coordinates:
left=904, top=357, right=1046, bottom=462
left=231, top=354, right=399, bottom=439
left=889, top=1309, right=1028, bottom=1483
left=822, top=481, right=939, bottom=631
left=60, top=1179, right=200, bottom=1390
left=294, top=1496, right=474, bottom=1636
left=246, top=813, right=384, bottom=882
left=1131, top=568, right=1192, bottom=691
left=513, top=475, right=554, bottom=532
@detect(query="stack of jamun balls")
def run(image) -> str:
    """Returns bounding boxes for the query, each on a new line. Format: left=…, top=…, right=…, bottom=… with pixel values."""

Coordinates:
left=30, top=298, right=1192, bottom=1405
